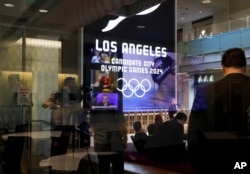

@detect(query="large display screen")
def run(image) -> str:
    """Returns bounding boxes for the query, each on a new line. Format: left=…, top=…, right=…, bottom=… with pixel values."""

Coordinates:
left=84, top=39, right=176, bottom=112
left=83, top=1, right=175, bottom=112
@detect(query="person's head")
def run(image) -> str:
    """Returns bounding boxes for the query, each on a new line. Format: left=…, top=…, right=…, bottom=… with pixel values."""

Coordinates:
left=170, top=98, right=176, bottom=104
left=174, top=112, right=187, bottom=125
left=133, top=121, right=142, bottom=132
left=64, top=77, right=77, bottom=88
left=154, top=114, right=163, bottom=123
left=94, top=49, right=99, bottom=55
left=104, top=70, right=110, bottom=77
left=8, top=74, right=21, bottom=87
left=221, top=48, right=247, bottom=76
left=102, top=95, right=108, bottom=103
left=99, top=51, right=108, bottom=62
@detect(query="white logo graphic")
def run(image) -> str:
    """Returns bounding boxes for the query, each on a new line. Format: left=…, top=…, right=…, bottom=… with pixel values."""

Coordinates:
left=117, top=78, right=151, bottom=98
left=234, top=162, right=247, bottom=169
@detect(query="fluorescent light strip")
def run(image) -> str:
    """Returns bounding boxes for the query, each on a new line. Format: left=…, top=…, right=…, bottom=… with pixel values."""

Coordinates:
left=202, top=0, right=211, bottom=4
left=39, top=9, right=48, bottom=13
left=16, top=38, right=61, bottom=48
left=4, top=3, right=15, bottom=7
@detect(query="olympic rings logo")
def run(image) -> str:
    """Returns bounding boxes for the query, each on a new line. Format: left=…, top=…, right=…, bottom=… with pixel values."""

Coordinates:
left=190, top=58, right=202, bottom=65
left=116, top=78, right=151, bottom=98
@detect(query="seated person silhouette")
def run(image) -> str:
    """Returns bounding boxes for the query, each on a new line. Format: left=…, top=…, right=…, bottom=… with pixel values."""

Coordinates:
left=145, top=112, right=188, bottom=163
left=133, top=121, right=147, bottom=139
left=147, top=114, right=163, bottom=136
left=131, top=121, right=148, bottom=153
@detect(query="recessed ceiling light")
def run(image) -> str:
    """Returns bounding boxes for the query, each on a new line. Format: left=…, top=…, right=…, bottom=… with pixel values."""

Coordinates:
left=137, top=25, right=146, bottom=29
left=4, top=3, right=14, bottom=7
left=39, top=9, right=48, bottom=13
left=202, top=0, right=211, bottom=4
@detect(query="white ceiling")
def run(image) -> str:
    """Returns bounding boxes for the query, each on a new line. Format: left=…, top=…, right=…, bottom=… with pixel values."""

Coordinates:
left=0, top=0, right=247, bottom=37
left=177, top=0, right=227, bottom=27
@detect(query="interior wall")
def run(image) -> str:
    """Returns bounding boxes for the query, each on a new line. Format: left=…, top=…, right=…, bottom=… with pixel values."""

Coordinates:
left=0, top=38, right=61, bottom=129
left=62, top=32, right=78, bottom=74
left=230, top=0, right=250, bottom=16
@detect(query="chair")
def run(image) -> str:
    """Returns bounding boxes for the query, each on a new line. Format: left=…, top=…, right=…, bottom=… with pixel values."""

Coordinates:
left=49, top=125, right=76, bottom=173
left=2, top=136, right=31, bottom=174
left=196, top=131, right=250, bottom=173
left=0, top=128, right=9, bottom=172
left=131, top=135, right=147, bottom=154
left=77, top=122, right=90, bottom=148
left=0, top=128, right=9, bottom=146
left=50, top=125, right=73, bottom=156
left=15, top=124, right=30, bottom=133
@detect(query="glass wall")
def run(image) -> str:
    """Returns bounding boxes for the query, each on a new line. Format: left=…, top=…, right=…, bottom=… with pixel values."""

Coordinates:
left=0, top=0, right=250, bottom=173
left=0, top=22, right=82, bottom=172
left=0, top=27, right=82, bottom=129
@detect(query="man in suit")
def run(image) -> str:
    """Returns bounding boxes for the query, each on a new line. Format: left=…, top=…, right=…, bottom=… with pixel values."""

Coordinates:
left=157, top=112, right=187, bottom=146
left=97, top=95, right=112, bottom=106
left=144, top=112, right=188, bottom=163
left=147, top=114, right=163, bottom=136
left=188, top=48, right=250, bottom=173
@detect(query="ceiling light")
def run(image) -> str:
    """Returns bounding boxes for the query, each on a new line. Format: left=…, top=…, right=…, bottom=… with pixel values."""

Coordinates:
left=16, top=38, right=61, bottom=48
left=202, top=0, right=211, bottom=4
left=137, top=25, right=146, bottom=29
left=39, top=9, right=48, bottom=13
left=4, top=3, right=14, bottom=7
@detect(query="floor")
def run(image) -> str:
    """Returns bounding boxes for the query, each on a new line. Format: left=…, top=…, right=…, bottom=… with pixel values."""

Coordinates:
left=0, top=134, right=183, bottom=174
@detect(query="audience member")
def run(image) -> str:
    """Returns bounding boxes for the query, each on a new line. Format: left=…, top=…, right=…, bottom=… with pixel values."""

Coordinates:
left=157, top=112, right=187, bottom=146
left=145, top=112, right=188, bottom=163
left=147, top=114, right=163, bottom=136
left=133, top=121, right=147, bottom=139
left=131, top=121, right=147, bottom=154
left=188, top=48, right=250, bottom=173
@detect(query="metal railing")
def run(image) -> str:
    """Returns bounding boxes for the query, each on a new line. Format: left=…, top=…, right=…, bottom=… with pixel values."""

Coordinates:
left=177, top=15, right=250, bottom=67
left=180, top=15, right=250, bottom=42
